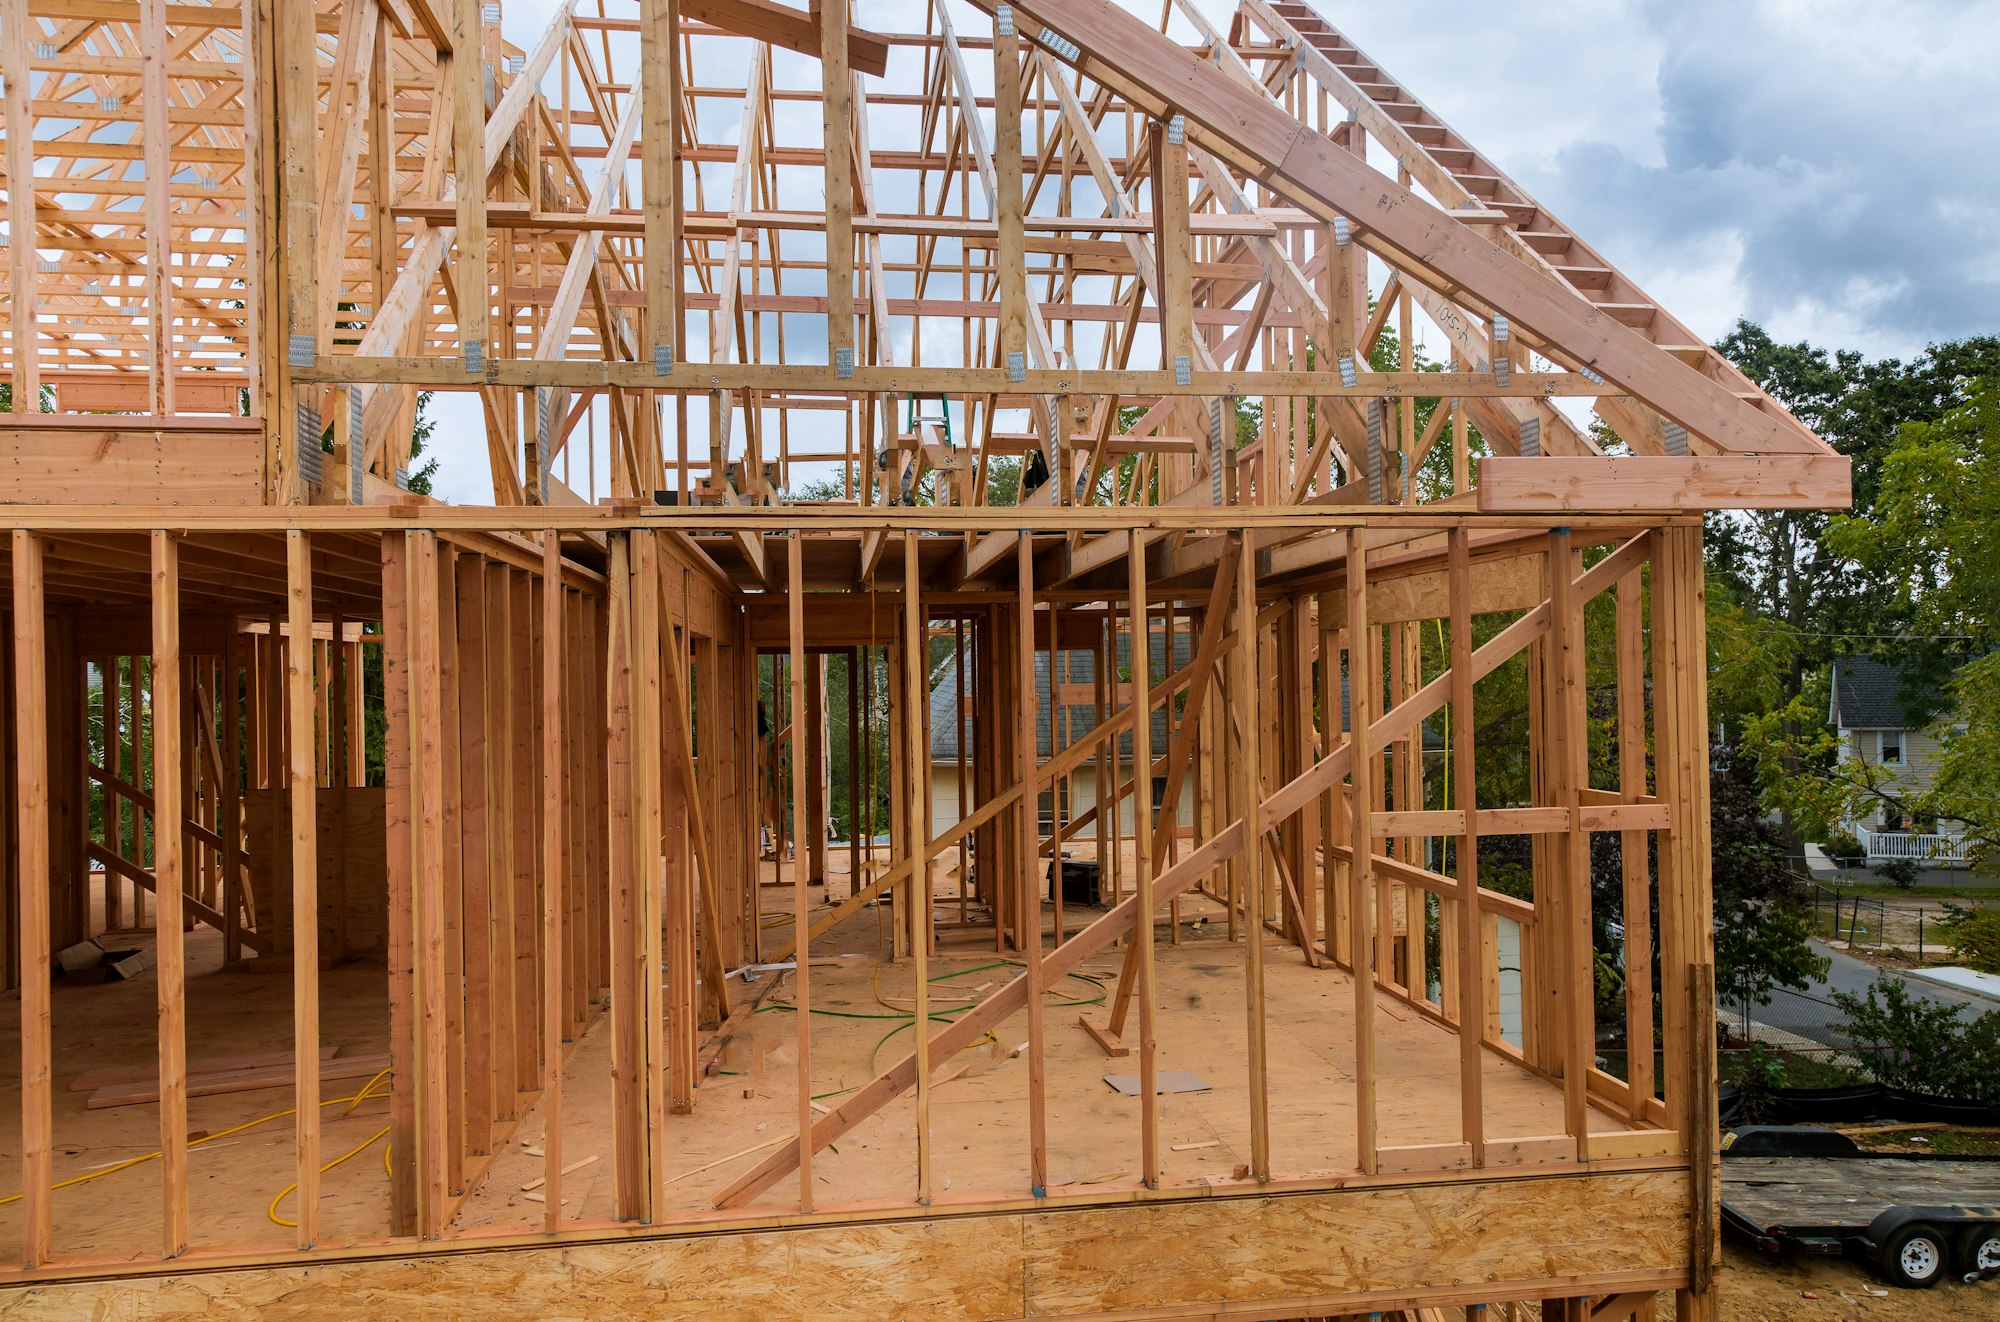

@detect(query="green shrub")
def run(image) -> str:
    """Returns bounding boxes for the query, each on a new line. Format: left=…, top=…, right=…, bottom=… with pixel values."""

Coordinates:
left=1939, top=902, right=2000, bottom=975
left=1735, top=1043, right=1789, bottom=1123
left=1823, top=829, right=1866, bottom=867
left=1873, top=857, right=1920, bottom=890
left=1831, top=976, right=2000, bottom=1102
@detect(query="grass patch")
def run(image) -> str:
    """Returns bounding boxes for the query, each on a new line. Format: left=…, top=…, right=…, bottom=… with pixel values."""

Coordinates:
left=1718, top=1044, right=1862, bottom=1090
left=1822, top=882, right=2000, bottom=902
left=1844, top=1124, right=2000, bottom=1157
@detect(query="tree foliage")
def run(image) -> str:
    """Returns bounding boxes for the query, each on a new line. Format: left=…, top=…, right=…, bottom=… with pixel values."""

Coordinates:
left=1718, top=324, right=2000, bottom=865
left=1708, top=747, right=1829, bottom=1005
left=1831, top=976, right=2000, bottom=1102
left=1735, top=378, right=2000, bottom=862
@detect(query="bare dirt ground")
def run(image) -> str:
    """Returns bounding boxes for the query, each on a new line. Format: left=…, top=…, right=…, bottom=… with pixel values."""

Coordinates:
left=1720, top=1240, right=2000, bottom=1321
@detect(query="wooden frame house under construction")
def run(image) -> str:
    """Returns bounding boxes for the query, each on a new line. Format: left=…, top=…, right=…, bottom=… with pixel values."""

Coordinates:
left=0, top=0, right=1851, bottom=1315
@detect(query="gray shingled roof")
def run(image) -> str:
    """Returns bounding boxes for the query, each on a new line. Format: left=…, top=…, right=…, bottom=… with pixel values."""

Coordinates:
left=1830, top=654, right=1932, bottom=730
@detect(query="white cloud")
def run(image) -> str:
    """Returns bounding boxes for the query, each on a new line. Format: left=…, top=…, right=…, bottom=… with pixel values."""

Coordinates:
left=1328, top=0, right=1999, bottom=358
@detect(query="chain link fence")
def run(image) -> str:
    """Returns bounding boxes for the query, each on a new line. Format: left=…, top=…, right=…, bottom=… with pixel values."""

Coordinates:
left=1801, top=880, right=1958, bottom=960
left=1725, top=982, right=1853, bottom=1050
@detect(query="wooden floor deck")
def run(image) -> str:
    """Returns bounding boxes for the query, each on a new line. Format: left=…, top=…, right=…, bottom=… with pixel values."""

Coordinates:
left=0, top=853, right=1647, bottom=1263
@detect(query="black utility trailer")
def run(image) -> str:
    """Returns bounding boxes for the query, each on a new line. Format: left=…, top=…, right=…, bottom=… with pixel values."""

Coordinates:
left=1721, top=1125, right=2000, bottom=1288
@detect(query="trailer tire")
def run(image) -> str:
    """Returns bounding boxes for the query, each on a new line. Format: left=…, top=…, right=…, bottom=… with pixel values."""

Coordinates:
left=1881, top=1222, right=1949, bottom=1288
left=1959, top=1224, right=2000, bottom=1277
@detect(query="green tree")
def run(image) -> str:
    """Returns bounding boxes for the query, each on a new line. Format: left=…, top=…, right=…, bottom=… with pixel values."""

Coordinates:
left=1717, top=325, right=2000, bottom=857
left=1708, top=745, right=1830, bottom=1006
left=0, top=383, right=54, bottom=412
left=406, top=391, right=442, bottom=495
left=1939, top=902, right=2000, bottom=976
left=1743, top=380, right=2000, bottom=862
left=1713, top=323, right=2000, bottom=679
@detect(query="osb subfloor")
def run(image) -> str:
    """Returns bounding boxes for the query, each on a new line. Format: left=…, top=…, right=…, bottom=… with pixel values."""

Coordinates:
left=0, top=881, right=393, bottom=1265
left=453, top=845, right=1640, bottom=1228
left=0, top=854, right=1641, bottom=1267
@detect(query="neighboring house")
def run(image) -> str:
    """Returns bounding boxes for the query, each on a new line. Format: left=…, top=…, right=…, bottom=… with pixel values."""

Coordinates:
left=927, top=629, right=1197, bottom=839
left=926, top=635, right=1443, bottom=843
left=1828, top=654, right=1966, bottom=864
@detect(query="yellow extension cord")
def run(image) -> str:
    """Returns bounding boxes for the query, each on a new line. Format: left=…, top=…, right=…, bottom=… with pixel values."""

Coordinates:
left=267, top=1069, right=393, bottom=1228
left=8, top=964, right=1116, bottom=1225
left=0, top=1068, right=396, bottom=1231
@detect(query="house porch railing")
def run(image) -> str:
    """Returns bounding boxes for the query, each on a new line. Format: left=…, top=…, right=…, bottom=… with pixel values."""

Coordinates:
left=1856, top=825, right=1968, bottom=866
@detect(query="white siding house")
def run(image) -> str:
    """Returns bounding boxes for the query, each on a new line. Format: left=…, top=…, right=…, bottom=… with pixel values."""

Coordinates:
left=1828, top=655, right=1966, bottom=864
left=927, top=632, right=1198, bottom=841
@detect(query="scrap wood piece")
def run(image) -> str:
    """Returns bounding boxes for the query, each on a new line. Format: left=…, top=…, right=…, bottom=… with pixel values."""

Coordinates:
left=71, top=1046, right=340, bottom=1094
left=520, top=1155, right=597, bottom=1191
left=56, top=941, right=105, bottom=974
left=662, top=1135, right=789, bottom=1189
left=88, top=1053, right=393, bottom=1109
left=104, top=948, right=156, bottom=981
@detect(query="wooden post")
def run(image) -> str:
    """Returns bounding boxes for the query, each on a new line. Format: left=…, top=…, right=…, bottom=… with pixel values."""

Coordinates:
left=900, top=531, right=933, bottom=1202
left=3, top=0, right=38, bottom=414
left=1044, top=613, right=1064, bottom=947
left=806, top=655, right=827, bottom=884
left=140, top=0, right=174, bottom=413
left=149, top=533, right=189, bottom=1256
left=642, top=0, right=683, bottom=383
left=787, top=533, right=817, bottom=1210
left=327, top=612, right=349, bottom=964
left=1653, top=525, right=1719, bottom=1312
left=222, top=630, right=244, bottom=964
left=1015, top=534, right=1048, bottom=1195
left=664, top=621, right=697, bottom=1115
left=285, top=530, right=321, bottom=1245
left=12, top=531, right=51, bottom=1267
left=274, top=0, right=318, bottom=500
left=511, top=569, right=541, bottom=1102
left=1548, top=528, right=1591, bottom=1155
left=632, top=536, right=667, bottom=1212
left=1617, top=563, right=1656, bottom=1120
left=818, top=0, right=853, bottom=373
left=1447, top=528, right=1485, bottom=1164
left=381, top=534, right=417, bottom=1236
left=605, top=532, right=645, bottom=1220
left=453, top=556, right=494, bottom=1161
left=1126, top=530, right=1159, bottom=1188
left=407, top=534, right=450, bottom=1235
left=432, top=568, right=463, bottom=1200
left=540, top=532, right=565, bottom=1229
left=1233, top=535, right=1269, bottom=1181
left=451, top=0, right=486, bottom=369
left=1346, top=528, right=1377, bottom=1175
left=992, top=10, right=1027, bottom=382
left=848, top=646, right=862, bottom=893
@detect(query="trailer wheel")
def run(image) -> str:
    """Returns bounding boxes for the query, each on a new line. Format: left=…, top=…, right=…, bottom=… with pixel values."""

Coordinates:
left=1959, top=1224, right=2000, bottom=1276
left=1881, top=1222, right=1949, bottom=1288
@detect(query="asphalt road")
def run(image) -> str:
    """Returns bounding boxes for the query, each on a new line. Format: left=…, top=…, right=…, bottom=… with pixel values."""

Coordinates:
left=1727, top=939, right=1990, bottom=1049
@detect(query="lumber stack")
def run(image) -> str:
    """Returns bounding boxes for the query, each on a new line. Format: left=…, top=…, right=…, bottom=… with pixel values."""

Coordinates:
left=69, top=1046, right=393, bottom=1110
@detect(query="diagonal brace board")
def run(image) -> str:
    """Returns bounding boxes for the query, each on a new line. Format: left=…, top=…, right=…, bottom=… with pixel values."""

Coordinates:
left=763, top=632, right=1240, bottom=963
left=713, top=530, right=1656, bottom=1207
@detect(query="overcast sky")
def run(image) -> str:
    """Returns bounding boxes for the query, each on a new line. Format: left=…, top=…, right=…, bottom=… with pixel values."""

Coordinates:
left=442, top=0, right=1998, bottom=500
left=1316, top=0, right=2000, bottom=361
